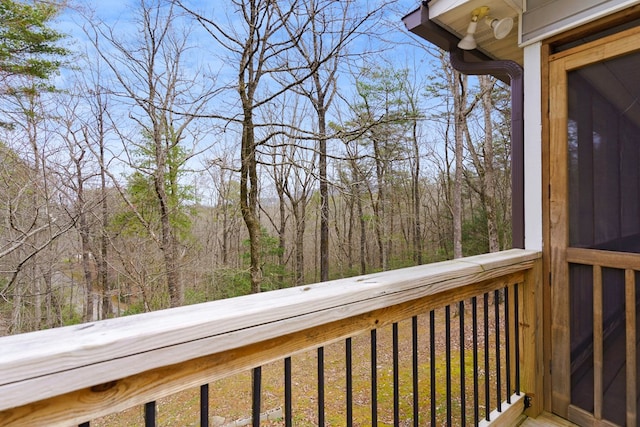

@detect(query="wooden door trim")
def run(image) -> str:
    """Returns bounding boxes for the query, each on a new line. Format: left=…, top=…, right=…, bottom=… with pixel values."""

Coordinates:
left=548, top=53, right=570, bottom=417
left=546, top=22, right=640, bottom=421
left=549, top=24, right=640, bottom=63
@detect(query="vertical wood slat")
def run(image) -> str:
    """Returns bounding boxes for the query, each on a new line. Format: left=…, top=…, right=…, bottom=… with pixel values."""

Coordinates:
left=548, top=52, right=571, bottom=418
left=625, top=269, right=637, bottom=426
left=593, top=265, right=603, bottom=420
left=522, top=259, right=544, bottom=417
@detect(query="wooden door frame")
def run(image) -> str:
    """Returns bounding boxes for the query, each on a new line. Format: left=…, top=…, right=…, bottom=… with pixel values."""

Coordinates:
left=544, top=23, right=640, bottom=422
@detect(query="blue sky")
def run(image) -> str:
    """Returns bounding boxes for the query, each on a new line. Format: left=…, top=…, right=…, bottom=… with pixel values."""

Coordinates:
left=48, top=0, right=443, bottom=202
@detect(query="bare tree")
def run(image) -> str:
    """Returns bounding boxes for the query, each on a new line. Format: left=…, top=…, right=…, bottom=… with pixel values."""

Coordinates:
left=83, top=66, right=114, bottom=319
left=281, top=0, right=385, bottom=281
left=178, top=0, right=357, bottom=292
left=0, top=82, right=76, bottom=332
left=54, top=91, right=100, bottom=322
left=87, top=0, right=215, bottom=307
left=463, top=75, right=500, bottom=252
left=263, top=100, right=317, bottom=287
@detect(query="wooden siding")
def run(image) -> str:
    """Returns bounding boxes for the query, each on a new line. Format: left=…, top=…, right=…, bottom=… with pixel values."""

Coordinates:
left=522, top=0, right=640, bottom=43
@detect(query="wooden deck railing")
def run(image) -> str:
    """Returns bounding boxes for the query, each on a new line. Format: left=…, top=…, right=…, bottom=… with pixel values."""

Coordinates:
left=0, top=249, right=543, bottom=426
left=566, top=247, right=640, bottom=426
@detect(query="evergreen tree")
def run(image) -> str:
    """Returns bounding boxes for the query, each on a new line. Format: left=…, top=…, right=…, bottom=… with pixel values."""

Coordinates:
left=0, top=0, right=68, bottom=83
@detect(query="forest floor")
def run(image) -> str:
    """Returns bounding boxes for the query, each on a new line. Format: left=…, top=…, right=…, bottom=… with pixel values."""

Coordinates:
left=92, top=302, right=505, bottom=426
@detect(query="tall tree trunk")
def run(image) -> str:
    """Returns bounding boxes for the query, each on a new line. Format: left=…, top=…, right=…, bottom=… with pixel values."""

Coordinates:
left=357, top=184, right=366, bottom=276
left=75, top=149, right=95, bottom=321
left=372, top=139, right=388, bottom=270
left=411, top=119, right=423, bottom=264
left=347, top=197, right=354, bottom=271
left=155, top=145, right=182, bottom=307
left=276, top=184, right=287, bottom=287
left=240, top=110, right=262, bottom=294
left=100, top=134, right=110, bottom=319
left=452, top=71, right=466, bottom=259
left=318, top=105, right=329, bottom=282
left=479, top=76, right=500, bottom=252
left=293, top=199, right=306, bottom=286
left=79, top=212, right=94, bottom=321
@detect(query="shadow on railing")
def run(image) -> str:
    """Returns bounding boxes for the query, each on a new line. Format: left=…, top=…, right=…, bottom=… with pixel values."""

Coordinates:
left=0, top=249, right=543, bottom=426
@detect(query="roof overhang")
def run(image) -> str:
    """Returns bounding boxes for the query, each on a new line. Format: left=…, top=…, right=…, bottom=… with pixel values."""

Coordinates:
left=403, top=0, right=523, bottom=66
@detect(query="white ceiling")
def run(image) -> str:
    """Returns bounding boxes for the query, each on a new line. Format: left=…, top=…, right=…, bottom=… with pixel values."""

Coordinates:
left=428, top=0, right=524, bottom=65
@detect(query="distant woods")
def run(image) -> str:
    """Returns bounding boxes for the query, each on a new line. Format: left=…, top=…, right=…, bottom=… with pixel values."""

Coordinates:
left=0, top=0, right=512, bottom=335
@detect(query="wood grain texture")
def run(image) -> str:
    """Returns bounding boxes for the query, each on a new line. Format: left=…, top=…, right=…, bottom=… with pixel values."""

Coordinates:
left=522, top=411, right=579, bottom=426
left=625, top=269, right=637, bottom=427
left=567, top=247, right=640, bottom=270
left=593, top=265, right=603, bottom=420
left=547, top=21, right=640, bottom=424
left=0, top=271, right=531, bottom=426
left=548, top=25, right=640, bottom=64
left=541, top=39, right=553, bottom=415
left=478, top=393, right=525, bottom=427
left=568, top=404, right=620, bottom=427
left=548, top=50, right=571, bottom=417
left=0, top=249, right=540, bottom=416
left=522, top=259, right=544, bottom=418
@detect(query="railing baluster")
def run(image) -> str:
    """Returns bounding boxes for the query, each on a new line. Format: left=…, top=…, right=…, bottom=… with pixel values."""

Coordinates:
left=371, top=329, right=378, bottom=427
left=514, top=283, right=521, bottom=395
left=625, top=269, right=637, bottom=426
left=430, top=310, right=436, bottom=426
left=446, top=305, right=452, bottom=425
left=346, top=338, right=353, bottom=427
left=0, top=251, right=540, bottom=427
left=505, top=286, right=511, bottom=404
left=484, top=292, right=490, bottom=421
left=144, top=401, right=156, bottom=427
left=200, top=384, right=209, bottom=427
left=252, top=367, right=261, bottom=427
left=460, top=300, right=466, bottom=426
left=393, top=322, right=400, bottom=426
left=593, top=265, right=603, bottom=419
left=472, top=296, right=479, bottom=426
left=412, top=316, right=419, bottom=427
left=285, top=357, right=292, bottom=427
left=317, top=347, right=325, bottom=426
left=494, top=289, right=502, bottom=412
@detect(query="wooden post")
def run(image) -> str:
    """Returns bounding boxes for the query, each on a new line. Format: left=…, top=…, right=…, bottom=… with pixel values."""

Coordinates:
left=521, top=258, right=544, bottom=417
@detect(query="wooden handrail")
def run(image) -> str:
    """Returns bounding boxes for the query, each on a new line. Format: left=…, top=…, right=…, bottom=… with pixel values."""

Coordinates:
left=0, top=249, right=541, bottom=426
left=567, top=246, right=640, bottom=270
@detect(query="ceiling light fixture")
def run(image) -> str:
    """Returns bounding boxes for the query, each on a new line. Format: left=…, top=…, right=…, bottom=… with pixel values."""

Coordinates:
left=486, top=15, right=514, bottom=40
left=457, top=6, right=514, bottom=50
